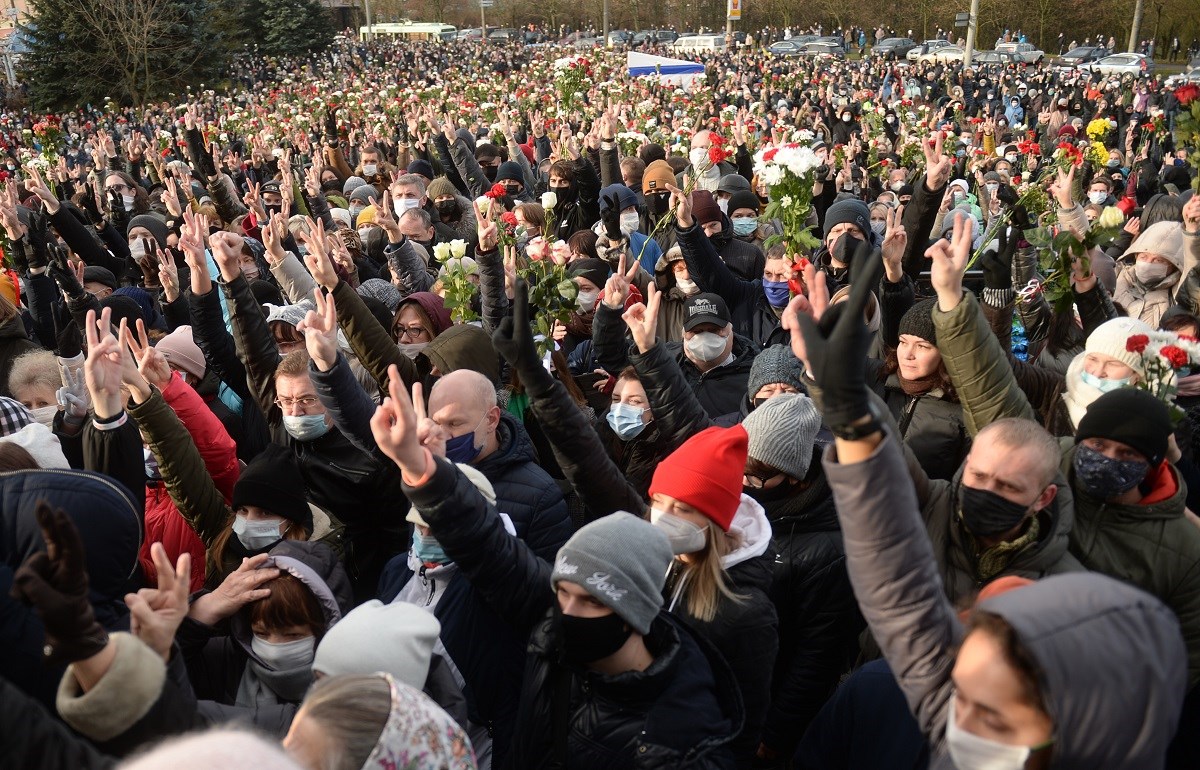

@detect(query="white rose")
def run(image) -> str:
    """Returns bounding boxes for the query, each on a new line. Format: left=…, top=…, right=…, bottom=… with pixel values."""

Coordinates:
left=1096, top=206, right=1125, bottom=230
left=475, top=196, right=491, bottom=216
left=432, top=242, right=452, bottom=262
left=450, top=239, right=467, bottom=258
left=541, top=191, right=557, bottom=210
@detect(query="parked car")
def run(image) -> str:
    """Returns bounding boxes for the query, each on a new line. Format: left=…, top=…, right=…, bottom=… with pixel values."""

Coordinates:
left=487, top=28, right=519, bottom=42
left=768, top=39, right=805, bottom=57
left=1053, top=46, right=1111, bottom=71
left=1090, top=53, right=1154, bottom=76
left=996, top=42, right=1044, bottom=64
left=971, top=50, right=1022, bottom=67
left=908, top=39, right=954, bottom=61
left=919, top=45, right=964, bottom=64
left=607, top=30, right=633, bottom=46
left=571, top=36, right=603, bottom=50
left=671, top=34, right=726, bottom=53
left=457, top=27, right=495, bottom=40
left=797, top=41, right=845, bottom=60
left=872, top=37, right=918, bottom=60
left=1166, top=57, right=1200, bottom=87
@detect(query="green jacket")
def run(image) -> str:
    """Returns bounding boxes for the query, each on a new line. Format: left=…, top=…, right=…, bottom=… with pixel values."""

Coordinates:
left=1062, top=441, right=1200, bottom=687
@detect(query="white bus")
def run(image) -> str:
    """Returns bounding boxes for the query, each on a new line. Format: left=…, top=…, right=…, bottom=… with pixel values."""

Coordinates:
left=359, top=22, right=457, bottom=41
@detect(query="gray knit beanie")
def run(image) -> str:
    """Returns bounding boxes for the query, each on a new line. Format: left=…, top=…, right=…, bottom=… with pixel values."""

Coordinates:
left=747, top=345, right=807, bottom=400
left=550, top=512, right=672, bottom=635
left=742, top=393, right=821, bottom=480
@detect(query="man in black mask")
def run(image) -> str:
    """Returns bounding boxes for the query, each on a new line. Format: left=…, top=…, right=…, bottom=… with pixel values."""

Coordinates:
left=641, top=159, right=678, bottom=254
left=818, top=198, right=875, bottom=288
left=549, top=155, right=600, bottom=241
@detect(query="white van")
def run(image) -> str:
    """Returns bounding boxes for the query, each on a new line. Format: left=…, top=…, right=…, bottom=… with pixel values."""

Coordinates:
left=671, top=34, right=726, bottom=53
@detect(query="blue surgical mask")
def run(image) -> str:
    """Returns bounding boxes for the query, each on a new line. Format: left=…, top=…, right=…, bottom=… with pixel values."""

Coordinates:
left=412, top=530, right=450, bottom=564
left=762, top=279, right=790, bottom=308
left=606, top=402, right=649, bottom=440
left=1078, top=369, right=1131, bottom=394
left=233, top=514, right=283, bottom=550
left=731, top=217, right=757, bottom=237
left=282, top=413, right=331, bottom=441
left=444, top=414, right=487, bottom=464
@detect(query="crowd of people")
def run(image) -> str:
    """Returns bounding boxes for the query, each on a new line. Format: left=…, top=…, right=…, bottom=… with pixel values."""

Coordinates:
left=1, top=32, right=1199, bottom=770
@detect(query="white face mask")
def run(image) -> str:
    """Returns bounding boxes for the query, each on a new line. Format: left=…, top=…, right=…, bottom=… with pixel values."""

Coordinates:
left=398, top=341, right=428, bottom=359
left=689, top=147, right=712, bottom=173
left=393, top=197, right=421, bottom=217
left=685, top=331, right=728, bottom=363
left=1134, top=260, right=1173, bottom=285
left=890, top=181, right=904, bottom=192
left=358, top=226, right=374, bottom=242
left=649, top=508, right=708, bottom=554
left=29, top=404, right=58, bottom=428
left=619, top=211, right=641, bottom=236
left=128, top=238, right=148, bottom=262
left=985, top=183, right=999, bottom=195
left=944, top=698, right=1044, bottom=770
left=842, top=113, right=852, bottom=122
left=241, top=262, right=260, bottom=281
left=121, top=193, right=136, bottom=210
left=362, top=162, right=378, bottom=177
left=232, top=514, right=283, bottom=550
left=251, top=634, right=315, bottom=671
left=1087, top=190, right=1107, bottom=205
left=1005, top=154, right=1018, bottom=163
left=717, top=197, right=729, bottom=215
left=675, top=276, right=698, bottom=295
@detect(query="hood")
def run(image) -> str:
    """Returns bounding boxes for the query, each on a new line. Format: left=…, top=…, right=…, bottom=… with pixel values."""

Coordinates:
left=424, top=324, right=500, bottom=384
left=979, top=572, right=1186, bottom=768
left=1061, top=353, right=1102, bottom=429
left=0, top=469, right=141, bottom=626
left=0, top=313, right=27, bottom=340
left=455, top=127, right=476, bottom=154
left=723, top=495, right=772, bottom=571
left=474, top=411, right=537, bottom=475
left=398, top=291, right=453, bottom=337
left=231, top=540, right=353, bottom=659
left=1121, top=220, right=1184, bottom=269
left=0, top=423, right=69, bottom=468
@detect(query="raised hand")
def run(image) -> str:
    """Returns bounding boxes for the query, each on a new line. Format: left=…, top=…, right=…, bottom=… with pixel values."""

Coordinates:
left=208, top=231, right=245, bottom=283
left=371, top=192, right=403, bottom=243
left=981, top=221, right=1017, bottom=293
left=370, top=363, right=427, bottom=476
left=474, top=197, right=499, bottom=252
left=1182, top=195, right=1200, bottom=234
left=411, top=381, right=447, bottom=459
left=1049, top=165, right=1075, bottom=209
left=921, top=131, right=952, bottom=190
left=124, top=543, right=191, bottom=661
left=261, top=211, right=288, bottom=265
left=881, top=205, right=907, bottom=283
left=155, top=246, right=180, bottom=303
left=10, top=503, right=108, bottom=666
left=122, top=318, right=172, bottom=392
left=24, top=165, right=60, bottom=214
left=300, top=216, right=338, bottom=289
left=296, top=288, right=339, bottom=372
left=161, top=176, right=183, bottom=218
left=928, top=212, right=973, bottom=311
left=602, top=251, right=640, bottom=310
left=57, top=365, right=90, bottom=419
left=665, top=182, right=691, bottom=228
left=622, top=283, right=662, bottom=353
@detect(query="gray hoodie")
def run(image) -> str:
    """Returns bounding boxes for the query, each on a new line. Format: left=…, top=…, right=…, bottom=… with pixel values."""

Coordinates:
left=823, top=430, right=1186, bottom=768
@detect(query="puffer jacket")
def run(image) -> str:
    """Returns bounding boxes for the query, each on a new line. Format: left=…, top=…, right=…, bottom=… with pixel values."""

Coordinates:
left=474, top=411, right=573, bottom=563
left=676, top=221, right=788, bottom=349
left=404, top=458, right=744, bottom=770
left=706, top=213, right=766, bottom=281
left=754, top=463, right=864, bottom=757
left=179, top=540, right=352, bottom=736
left=1064, top=445, right=1200, bottom=687
left=141, top=372, right=239, bottom=594
left=824, top=430, right=1187, bottom=769
left=880, top=373, right=969, bottom=483
left=0, top=469, right=141, bottom=709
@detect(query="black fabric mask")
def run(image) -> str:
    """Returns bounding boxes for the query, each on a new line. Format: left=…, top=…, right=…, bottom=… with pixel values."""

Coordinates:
left=320, top=179, right=342, bottom=195
left=554, top=603, right=632, bottom=664
left=958, top=484, right=1032, bottom=538
left=552, top=184, right=577, bottom=207
left=832, top=232, right=858, bottom=265
left=503, top=183, right=521, bottom=197
left=1072, top=445, right=1149, bottom=499
left=436, top=199, right=460, bottom=218
left=745, top=480, right=796, bottom=504
left=483, top=165, right=499, bottom=182
left=264, top=204, right=282, bottom=218
left=648, top=193, right=671, bottom=216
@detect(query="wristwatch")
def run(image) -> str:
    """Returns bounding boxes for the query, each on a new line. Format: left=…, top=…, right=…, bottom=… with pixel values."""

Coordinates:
left=829, top=401, right=883, bottom=441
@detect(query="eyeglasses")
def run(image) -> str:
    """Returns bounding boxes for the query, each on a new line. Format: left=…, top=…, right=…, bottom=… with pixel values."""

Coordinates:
left=743, top=472, right=782, bottom=489
left=393, top=325, right=430, bottom=341
left=109, top=183, right=133, bottom=194
left=275, top=396, right=320, bottom=409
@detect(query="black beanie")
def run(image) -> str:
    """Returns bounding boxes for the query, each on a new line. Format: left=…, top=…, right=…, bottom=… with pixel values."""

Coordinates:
left=496, top=161, right=524, bottom=184
left=250, top=278, right=284, bottom=309
left=898, top=298, right=937, bottom=346
left=822, top=198, right=871, bottom=241
left=1075, top=389, right=1173, bottom=467
left=728, top=189, right=761, bottom=215
left=232, top=444, right=313, bottom=532
left=570, top=258, right=610, bottom=290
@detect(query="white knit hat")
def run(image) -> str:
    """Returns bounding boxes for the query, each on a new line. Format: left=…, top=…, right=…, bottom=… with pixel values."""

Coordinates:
left=1084, top=316, right=1156, bottom=374
left=312, top=600, right=441, bottom=689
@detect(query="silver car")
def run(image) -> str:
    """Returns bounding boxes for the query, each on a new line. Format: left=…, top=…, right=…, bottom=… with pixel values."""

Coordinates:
left=996, top=42, right=1044, bottom=64
left=907, top=39, right=954, bottom=62
left=1090, top=53, right=1155, bottom=76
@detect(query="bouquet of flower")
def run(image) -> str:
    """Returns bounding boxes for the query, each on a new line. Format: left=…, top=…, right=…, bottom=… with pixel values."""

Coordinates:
left=521, top=243, right=578, bottom=357
left=1124, top=331, right=1200, bottom=421
left=30, top=115, right=62, bottom=163
left=752, top=142, right=823, bottom=252
left=1052, top=141, right=1085, bottom=172
left=1023, top=221, right=1120, bottom=313
left=554, top=57, right=593, bottom=116
left=431, top=239, right=478, bottom=323
left=1085, top=118, right=1114, bottom=143
left=1172, top=84, right=1199, bottom=191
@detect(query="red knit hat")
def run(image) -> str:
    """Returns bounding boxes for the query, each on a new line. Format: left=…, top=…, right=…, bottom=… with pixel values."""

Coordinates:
left=649, top=425, right=748, bottom=531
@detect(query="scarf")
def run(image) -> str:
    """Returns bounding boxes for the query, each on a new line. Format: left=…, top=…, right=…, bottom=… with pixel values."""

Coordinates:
left=362, top=673, right=477, bottom=769
left=1177, top=373, right=1200, bottom=397
left=974, top=516, right=1041, bottom=582
left=898, top=372, right=941, bottom=397
left=564, top=309, right=594, bottom=339
left=235, top=655, right=313, bottom=707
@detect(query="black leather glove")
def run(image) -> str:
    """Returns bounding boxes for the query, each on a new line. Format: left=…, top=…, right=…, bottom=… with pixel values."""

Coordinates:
left=1009, top=203, right=1032, bottom=233
left=492, top=278, right=555, bottom=398
left=996, top=182, right=1019, bottom=208
left=601, top=194, right=622, bottom=240
left=798, top=238, right=883, bottom=428
left=11, top=503, right=109, bottom=666
left=47, top=249, right=87, bottom=302
left=981, top=224, right=1017, bottom=291
left=24, top=210, right=50, bottom=271
left=325, top=111, right=339, bottom=145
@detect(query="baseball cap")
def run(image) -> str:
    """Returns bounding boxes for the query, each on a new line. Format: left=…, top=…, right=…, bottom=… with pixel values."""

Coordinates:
left=683, top=293, right=731, bottom=332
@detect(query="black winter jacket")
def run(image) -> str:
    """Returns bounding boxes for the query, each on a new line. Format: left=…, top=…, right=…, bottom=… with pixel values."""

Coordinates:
left=404, top=458, right=744, bottom=770
left=706, top=214, right=766, bottom=281
left=676, top=222, right=788, bottom=349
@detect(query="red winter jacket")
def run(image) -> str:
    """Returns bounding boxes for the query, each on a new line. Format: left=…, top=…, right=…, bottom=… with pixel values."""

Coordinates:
left=140, top=372, right=240, bottom=592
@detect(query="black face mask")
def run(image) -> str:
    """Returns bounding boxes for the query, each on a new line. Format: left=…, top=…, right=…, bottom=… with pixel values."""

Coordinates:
left=648, top=192, right=671, bottom=216
left=745, top=480, right=797, bottom=504
left=1072, top=444, right=1149, bottom=500
left=551, top=184, right=577, bottom=207
left=436, top=199, right=460, bottom=218
left=503, top=183, right=521, bottom=197
left=958, top=484, right=1032, bottom=538
left=264, top=203, right=282, bottom=218
left=483, top=165, right=499, bottom=182
left=554, top=603, right=632, bottom=664
left=832, top=232, right=859, bottom=265
left=320, top=179, right=342, bottom=195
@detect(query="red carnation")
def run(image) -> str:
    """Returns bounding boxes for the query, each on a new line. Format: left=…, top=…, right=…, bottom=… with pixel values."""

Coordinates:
left=1176, top=84, right=1200, bottom=107
left=486, top=182, right=508, bottom=200
left=787, top=277, right=805, bottom=297
left=1126, top=334, right=1150, bottom=354
left=762, top=147, right=778, bottom=162
left=500, top=211, right=518, bottom=228
left=1161, top=345, right=1190, bottom=369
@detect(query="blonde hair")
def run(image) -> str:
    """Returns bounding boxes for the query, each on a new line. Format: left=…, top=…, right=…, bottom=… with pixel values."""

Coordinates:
left=298, top=674, right=391, bottom=770
left=677, top=521, right=744, bottom=623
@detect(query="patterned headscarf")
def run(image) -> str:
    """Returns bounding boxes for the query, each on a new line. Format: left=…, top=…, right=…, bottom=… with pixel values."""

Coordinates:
left=360, top=673, right=476, bottom=770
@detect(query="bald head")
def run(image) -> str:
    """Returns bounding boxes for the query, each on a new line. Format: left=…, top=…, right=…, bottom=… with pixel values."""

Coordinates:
left=427, top=369, right=500, bottom=462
